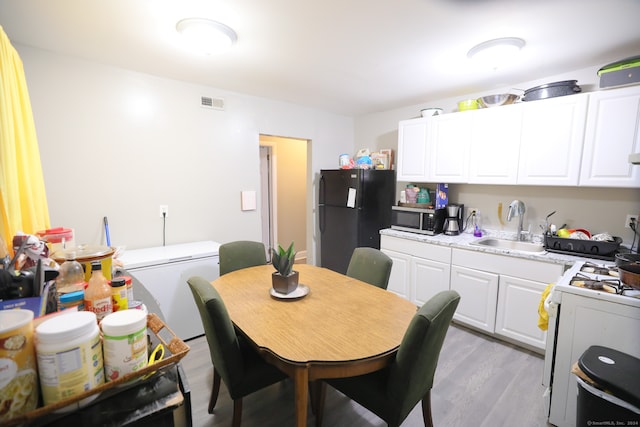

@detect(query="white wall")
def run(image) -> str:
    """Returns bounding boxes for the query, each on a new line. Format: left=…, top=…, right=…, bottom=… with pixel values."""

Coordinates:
left=354, top=66, right=640, bottom=249
left=18, top=44, right=353, bottom=264
left=16, top=43, right=640, bottom=259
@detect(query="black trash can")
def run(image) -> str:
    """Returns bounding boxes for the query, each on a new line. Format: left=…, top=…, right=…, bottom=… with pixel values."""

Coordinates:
left=575, top=346, right=640, bottom=426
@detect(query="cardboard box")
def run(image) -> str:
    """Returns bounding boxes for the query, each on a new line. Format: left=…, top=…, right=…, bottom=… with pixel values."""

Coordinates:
left=0, top=297, right=45, bottom=316
left=435, top=183, right=448, bottom=209
left=370, top=152, right=389, bottom=169
left=0, top=280, right=55, bottom=318
left=380, top=149, right=394, bottom=170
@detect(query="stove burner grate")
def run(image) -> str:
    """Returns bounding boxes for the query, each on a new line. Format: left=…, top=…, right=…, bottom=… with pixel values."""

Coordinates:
left=570, top=273, right=622, bottom=294
left=579, top=262, right=619, bottom=277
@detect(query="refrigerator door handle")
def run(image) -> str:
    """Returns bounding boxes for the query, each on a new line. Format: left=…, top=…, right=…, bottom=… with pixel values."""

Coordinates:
left=319, top=175, right=326, bottom=233
left=319, top=206, right=325, bottom=233
left=319, top=174, right=326, bottom=205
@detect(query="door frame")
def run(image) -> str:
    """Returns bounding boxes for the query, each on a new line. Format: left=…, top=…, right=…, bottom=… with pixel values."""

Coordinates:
left=259, top=144, right=277, bottom=261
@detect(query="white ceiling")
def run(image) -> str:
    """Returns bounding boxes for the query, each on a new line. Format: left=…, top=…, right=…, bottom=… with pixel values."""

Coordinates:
left=1, top=0, right=639, bottom=116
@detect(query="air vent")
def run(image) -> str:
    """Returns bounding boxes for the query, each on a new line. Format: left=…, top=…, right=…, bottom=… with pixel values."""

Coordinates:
left=201, top=96, right=225, bottom=110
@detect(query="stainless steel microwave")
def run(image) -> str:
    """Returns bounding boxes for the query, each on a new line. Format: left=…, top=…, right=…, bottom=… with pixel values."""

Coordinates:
left=391, top=206, right=445, bottom=235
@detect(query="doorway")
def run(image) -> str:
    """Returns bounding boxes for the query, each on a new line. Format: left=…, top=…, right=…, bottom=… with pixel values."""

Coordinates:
left=259, top=135, right=308, bottom=263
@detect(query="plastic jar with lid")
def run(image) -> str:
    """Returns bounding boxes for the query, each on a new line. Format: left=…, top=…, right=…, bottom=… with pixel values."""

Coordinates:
left=110, top=278, right=128, bottom=312
left=59, top=290, right=85, bottom=311
left=114, top=275, right=134, bottom=303
left=35, top=311, right=105, bottom=406
left=101, top=310, right=148, bottom=382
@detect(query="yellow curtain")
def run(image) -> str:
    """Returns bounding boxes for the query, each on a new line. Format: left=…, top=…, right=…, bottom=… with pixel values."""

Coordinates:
left=0, top=25, right=50, bottom=252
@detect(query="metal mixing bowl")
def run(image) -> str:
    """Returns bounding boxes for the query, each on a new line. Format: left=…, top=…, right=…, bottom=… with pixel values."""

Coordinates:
left=477, top=94, right=519, bottom=108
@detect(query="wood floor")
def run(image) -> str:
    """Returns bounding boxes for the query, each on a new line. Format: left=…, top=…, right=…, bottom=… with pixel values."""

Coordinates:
left=179, top=323, right=554, bottom=427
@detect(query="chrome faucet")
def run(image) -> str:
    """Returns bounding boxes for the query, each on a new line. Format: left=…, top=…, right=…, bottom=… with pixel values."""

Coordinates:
left=507, top=200, right=526, bottom=241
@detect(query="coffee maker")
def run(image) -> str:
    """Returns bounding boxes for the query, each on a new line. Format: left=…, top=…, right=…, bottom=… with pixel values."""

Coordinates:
left=443, top=203, right=464, bottom=236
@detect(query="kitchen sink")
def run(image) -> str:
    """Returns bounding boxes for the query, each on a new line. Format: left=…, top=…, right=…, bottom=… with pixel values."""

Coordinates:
left=470, top=237, right=546, bottom=253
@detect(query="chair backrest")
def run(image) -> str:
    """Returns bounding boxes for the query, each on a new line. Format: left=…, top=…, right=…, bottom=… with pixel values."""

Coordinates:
left=346, top=247, right=393, bottom=289
left=219, top=240, right=267, bottom=276
left=387, top=290, right=460, bottom=420
left=187, top=276, right=244, bottom=391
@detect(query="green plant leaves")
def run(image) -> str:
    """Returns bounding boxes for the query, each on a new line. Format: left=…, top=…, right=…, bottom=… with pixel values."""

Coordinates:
left=271, top=242, right=296, bottom=276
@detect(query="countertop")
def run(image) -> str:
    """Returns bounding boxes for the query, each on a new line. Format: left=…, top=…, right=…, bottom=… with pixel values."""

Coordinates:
left=380, top=228, right=607, bottom=266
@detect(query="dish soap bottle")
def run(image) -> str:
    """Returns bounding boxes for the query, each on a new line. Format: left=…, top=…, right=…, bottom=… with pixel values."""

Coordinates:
left=473, top=211, right=483, bottom=237
left=84, top=261, right=113, bottom=321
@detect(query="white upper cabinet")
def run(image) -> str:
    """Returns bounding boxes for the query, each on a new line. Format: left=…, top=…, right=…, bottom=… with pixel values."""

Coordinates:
left=468, top=105, right=522, bottom=184
left=397, top=117, right=430, bottom=182
left=428, top=113, right=472, bottom=183
left=579, top=85, right=640, bottom=187
left=396, top=86, right=640, bottom=188
left=517, top=93, right=589, bottom=186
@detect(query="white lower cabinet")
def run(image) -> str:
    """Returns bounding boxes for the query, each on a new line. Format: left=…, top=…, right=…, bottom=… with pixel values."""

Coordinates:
left=495, top=275, right=548, bottom=349
left=451, top=248, right=565, bottom=352
left=383, top=248, right=412, bottom=301
left=412, top=257, right=450, bottom=307
left=450, top=265, right=498, bottom=333
left=381, top=235, right=451, bottom=306
left=381, top=235, right=566, bottom=352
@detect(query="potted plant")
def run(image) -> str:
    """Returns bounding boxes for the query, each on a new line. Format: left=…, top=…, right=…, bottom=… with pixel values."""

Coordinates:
left=270, top=242, right=299, bottom=294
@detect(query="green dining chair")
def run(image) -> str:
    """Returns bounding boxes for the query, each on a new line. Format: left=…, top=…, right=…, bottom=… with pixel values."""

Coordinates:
left=346, top=247, right=393, bottom=290
left=187, top=276, right=287, bottom=427
left=219, top=240, right=267, bottom=276
left=320, top=290, right=460, bottom=427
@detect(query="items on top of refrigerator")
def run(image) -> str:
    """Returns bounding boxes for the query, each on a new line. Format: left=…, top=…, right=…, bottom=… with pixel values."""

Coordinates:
left=338, top=149, right=394, bottom=170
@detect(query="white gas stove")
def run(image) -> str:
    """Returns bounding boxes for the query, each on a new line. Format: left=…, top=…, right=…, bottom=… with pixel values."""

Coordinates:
left=544, top=259, right=640, bottom=427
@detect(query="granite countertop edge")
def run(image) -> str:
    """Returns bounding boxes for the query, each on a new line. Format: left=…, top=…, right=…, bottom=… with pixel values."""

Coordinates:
left=380, top=228, right=604, bottom=266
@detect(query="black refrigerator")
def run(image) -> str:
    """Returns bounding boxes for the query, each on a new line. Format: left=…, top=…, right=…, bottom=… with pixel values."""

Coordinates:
left=319, top=169, right=396, bottom=274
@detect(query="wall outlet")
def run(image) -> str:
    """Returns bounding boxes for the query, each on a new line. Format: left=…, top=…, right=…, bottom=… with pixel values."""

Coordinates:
left=159, top=205, right=169, bottom=218
left=468, top=207, right=479, bottom=216
left=625, top=214, right=638, bottom=229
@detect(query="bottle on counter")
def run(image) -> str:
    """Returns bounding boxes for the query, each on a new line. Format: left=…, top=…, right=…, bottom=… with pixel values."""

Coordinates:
left=110, top=277, right=128, bottom=312
left=56, top=253, right=86, bottom=310
left=56, top=253, right=85, bottom=291
left=119, top=275, right=134, bottom=304
left=84, top=261, right=113, bottom=321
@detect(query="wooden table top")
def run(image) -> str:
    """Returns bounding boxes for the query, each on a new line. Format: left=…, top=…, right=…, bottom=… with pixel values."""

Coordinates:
left=212, top=264, right=417, bottom=365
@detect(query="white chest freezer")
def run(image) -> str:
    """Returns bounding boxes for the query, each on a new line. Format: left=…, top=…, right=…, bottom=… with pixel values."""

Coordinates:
left=119, top=241, right=220, bottom=341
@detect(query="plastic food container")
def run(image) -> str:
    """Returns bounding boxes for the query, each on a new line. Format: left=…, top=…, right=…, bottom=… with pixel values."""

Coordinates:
left=35, top=228, right=74, bottom=253
left=35, top=311, right=104, bottom=407
left=0, top=310, right=38, bottom=422
left=59, top=290, right=85, bottom=311
left=101, top=310, right=148, bottom=382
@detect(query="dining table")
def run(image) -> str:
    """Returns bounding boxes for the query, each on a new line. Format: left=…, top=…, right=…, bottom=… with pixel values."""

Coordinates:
left=211, top=263, right=418, bottom=427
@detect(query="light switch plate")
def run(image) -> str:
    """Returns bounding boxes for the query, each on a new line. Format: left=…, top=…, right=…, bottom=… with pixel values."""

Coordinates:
left=241, top=190, right=257, bottom=211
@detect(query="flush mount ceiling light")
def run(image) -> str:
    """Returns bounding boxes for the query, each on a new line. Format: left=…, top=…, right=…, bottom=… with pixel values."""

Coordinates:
left=176, top=18, right=237, bottom=55
left=467, top=37, right=525, bottom=69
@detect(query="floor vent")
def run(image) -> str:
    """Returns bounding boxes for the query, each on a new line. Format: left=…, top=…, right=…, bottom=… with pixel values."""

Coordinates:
left=201, top=96, right=225, bottom=110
